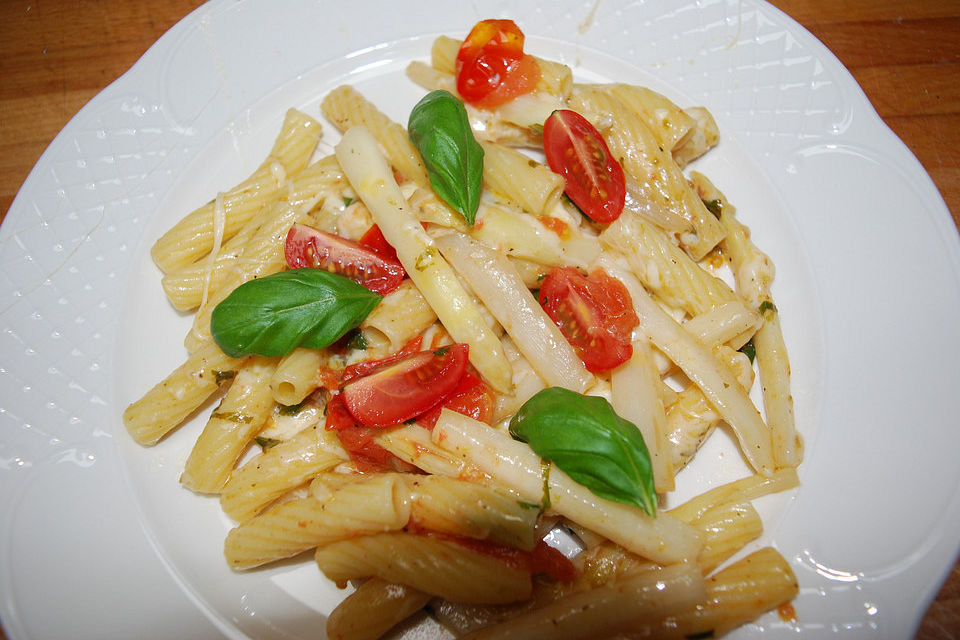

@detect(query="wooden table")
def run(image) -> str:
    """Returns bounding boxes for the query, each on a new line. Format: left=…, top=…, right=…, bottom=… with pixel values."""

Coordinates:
left=0, top=1, right=957, bottom=637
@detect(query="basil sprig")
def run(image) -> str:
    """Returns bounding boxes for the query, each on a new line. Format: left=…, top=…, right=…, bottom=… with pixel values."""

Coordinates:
left=408, top=90, right=484, bottom=225
left=210, top=268, right=381, bottom=357
left=509, top=387, right=657, bottom=516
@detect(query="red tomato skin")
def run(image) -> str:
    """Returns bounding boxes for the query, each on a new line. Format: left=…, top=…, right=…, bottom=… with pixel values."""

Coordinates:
left=341, top=336, right=423, bottom=385
left=333, top=425, right=396, bottom=473
left=326, top=395, right=414, bottom=472
left=416, top=371, right=495, bottom=429
left=284, top=223, right=405, bottom=295
left=341, top=344, right=470, bottom=428
left=324, top=393, right=358, bottom=431
left=538, top=267, right=638, bottom=373
left=529, top=540, right=577, bottom=582
left=543, top=110, right=626, bottom=223
left=456, top=19, right=540, bottom=108
left=358, top=224, right=400, bottom=263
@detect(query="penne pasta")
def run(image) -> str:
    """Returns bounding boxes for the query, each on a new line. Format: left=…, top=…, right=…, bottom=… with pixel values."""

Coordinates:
left=325, top=578, right=432, bottom=640
left=461, top=562, right=706, bottom=640
left=225, top=473, right=410, bottom=569
left=151, top=109, right=323, bottom=273
left=335, top=125, right=513, bottom=392
left=219, top=425, right=349, bottom=522
left=270, top=348, right=325, bottom=406
left=479, top=140, right=565, bottom=216
left=181, top=356, right=278, bottom=493
left=315, top=532, right=532, bottom=604
left=433, top=231, right=591, bottom=392
left=123, top=340, right=246, bottom=446
left=432, top=410, right=703, bottom=565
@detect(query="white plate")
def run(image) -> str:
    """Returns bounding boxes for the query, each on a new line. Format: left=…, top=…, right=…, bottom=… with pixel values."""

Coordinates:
left=2, top=1, right=959, bottom=638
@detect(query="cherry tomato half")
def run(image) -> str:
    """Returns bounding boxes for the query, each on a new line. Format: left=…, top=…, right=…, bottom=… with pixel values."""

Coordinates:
left=341, top=336, right=423, bottom=385
left=284, top=223, right=405, bottom=295
left=358, top=224, right=400, bottom=263
left=456, top=19, right=540, bottom=109
left=543, top=109, right=626, bottom=223
left=416, top=371, right=495, bottom=429
left=341, top=343, right=469, bottom=428
left=324, top=397, right=413, bottom=473
left=538, top=267, right=638, bottom=373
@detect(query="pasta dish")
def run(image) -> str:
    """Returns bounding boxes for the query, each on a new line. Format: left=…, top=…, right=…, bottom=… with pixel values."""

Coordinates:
left=122, top=19, right=803, bottom=639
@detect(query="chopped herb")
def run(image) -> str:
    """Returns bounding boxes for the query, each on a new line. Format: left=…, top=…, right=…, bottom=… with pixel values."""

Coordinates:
left=434, top=346, right=450, bottom=356
left=214, top=369, right=236, bottom=384
left=210, top=411, right=253, bottom=424
left=704, top=198, right=723, bottom=217
left=255, top=436, right=281, bottom=450
left=527, top=159, right=538, bottom=168
left=278, top=401, right=306, bottom=416
left=528, top=123, right=544, bottom=135
left=561, top=192, right=586, bottom=217
left=342, top=196, right=355, bottom=207
left=759, top=300, right=777, bottom=316
left=346, top=329, right=368, bottom=351
left=740, top=340, right=757, bottom=364
left=540, top=458, right=552, bottom=511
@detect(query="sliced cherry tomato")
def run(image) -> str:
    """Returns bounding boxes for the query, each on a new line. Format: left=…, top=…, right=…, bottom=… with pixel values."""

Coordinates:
left=333, top=425, right=397, bottom=472
left=358, top=224, right=400, bottom=263
left=529, top=540, right=577, bottom=582
left=416, top=371, right=495, bottom=429
left=341, top=336, right=423, bottom=385
left=326, top=395, right=414, bottom=472
left=284, top=223, right=405, bottom=295
left=543, top=110, right=626, bottom=223
left=324, top=392, right=357, bottom=431
left=456, top=19, right=540, bottom=109
left=341, top=344, right=469, bottom=428
left=538, top=267, right=638, bottom=373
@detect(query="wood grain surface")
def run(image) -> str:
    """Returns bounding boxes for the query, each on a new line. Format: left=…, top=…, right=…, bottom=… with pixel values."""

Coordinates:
left=0, top=1, right=957, bottom=638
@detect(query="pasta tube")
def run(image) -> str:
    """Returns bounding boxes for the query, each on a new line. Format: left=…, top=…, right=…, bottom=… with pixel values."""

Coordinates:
left=122, top=340, right=246, bottom=446
left=315, top=532, right=532, bottom=604
left=433, top=230, right=591, bottom=392
left=180, top=356, right=278, bottom=493
left=335, top=125, right=513, bottom=392
left=432, top=410, right=703, bottom=565
left=151, top=109, right=323, bottom=272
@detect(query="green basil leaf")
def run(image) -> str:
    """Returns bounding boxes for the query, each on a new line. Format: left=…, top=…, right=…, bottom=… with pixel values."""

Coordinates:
left=703, top=198, right=723, bottom=218
left=211, top=268, right=381, bottom=358
left=255, top=436, right=281, bottom=450
left=509, top=387, right=657, bottom=516
left=408, top=90, right=484, bottom=225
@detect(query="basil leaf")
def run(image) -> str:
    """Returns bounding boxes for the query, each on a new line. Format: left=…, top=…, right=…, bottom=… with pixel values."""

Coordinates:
left=408, top=90, right=484, bottom=225
left=211, top=268, right=381, bottom=357
left=255, top=436, right=281, bottom=450
left=703, top=198, right=723, bottom=218
left=509, top=387, right=657, bottom=516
